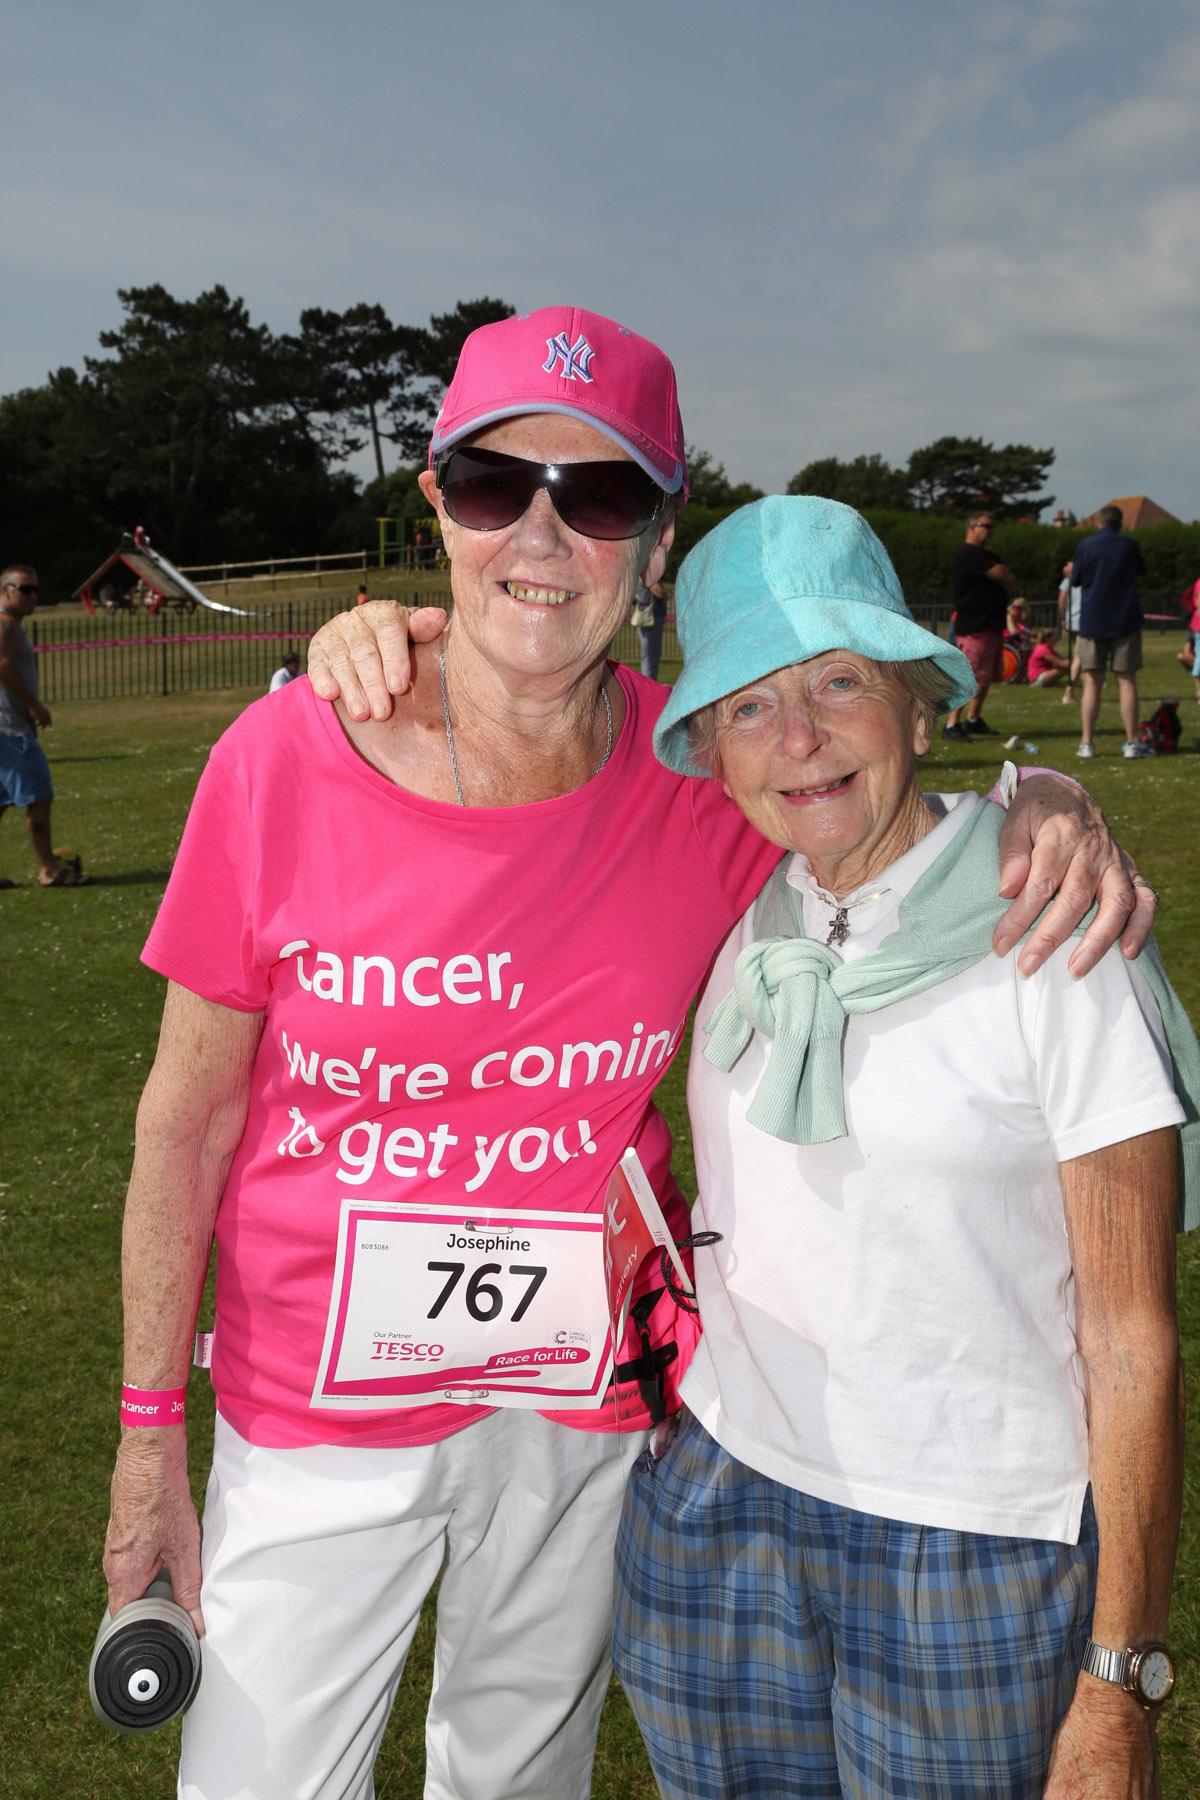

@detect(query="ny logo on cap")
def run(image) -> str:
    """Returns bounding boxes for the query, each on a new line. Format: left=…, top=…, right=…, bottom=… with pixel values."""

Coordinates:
left=543, top=332, right=595, bottom=382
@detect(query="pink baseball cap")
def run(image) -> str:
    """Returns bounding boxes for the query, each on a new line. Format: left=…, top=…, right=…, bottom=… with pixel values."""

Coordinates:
left=429, top=306, right=688, bottom=500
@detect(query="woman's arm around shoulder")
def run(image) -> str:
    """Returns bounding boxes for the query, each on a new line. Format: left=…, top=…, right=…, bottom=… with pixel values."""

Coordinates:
left=306, top=605, right=1158, bottom=973
left=993, top=771, right=1155, bottom=977
left=307, top=600, right=449, bottom=722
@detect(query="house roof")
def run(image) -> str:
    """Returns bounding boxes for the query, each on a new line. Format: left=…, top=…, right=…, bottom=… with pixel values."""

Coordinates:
left=74, top=548, right=192, bottom=601
left=1099, top=496, right=1180, bottom=530
left=73, top=533, right=254, bottom=614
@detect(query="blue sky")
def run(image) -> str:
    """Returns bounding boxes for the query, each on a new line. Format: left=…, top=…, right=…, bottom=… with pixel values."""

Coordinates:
left=4, top=0, right=1197, bottom=520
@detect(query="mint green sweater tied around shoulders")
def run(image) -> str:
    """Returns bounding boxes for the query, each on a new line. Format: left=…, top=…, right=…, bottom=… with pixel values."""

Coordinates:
left=703, top=798, right=1199, bottom=1231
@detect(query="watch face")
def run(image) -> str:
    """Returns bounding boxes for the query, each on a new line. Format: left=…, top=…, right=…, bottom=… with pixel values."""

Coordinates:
left=1136, top=1649, right=1174, bottom=1704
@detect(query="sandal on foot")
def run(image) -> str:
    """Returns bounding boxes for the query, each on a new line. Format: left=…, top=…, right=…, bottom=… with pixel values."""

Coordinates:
left=38, top=857, right=87, bottom=888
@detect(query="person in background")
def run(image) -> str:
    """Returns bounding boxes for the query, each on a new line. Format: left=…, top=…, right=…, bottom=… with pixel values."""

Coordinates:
left=1058, top=559, right=1082, bottom=702
left=267, top=650, right=302, bottom=692
left=1177, top=575, right=1200, bottom=703
left=355, top=581, right=370, bottom=606
left=1028, top=627, right=1072, bottom=687
left=941, top=512, right=1014, bottom=743
left=1073, top=505, right=1153, bottom=761
left=631, top=573, right=669, bottom=680
left=1004, top=594, right=1033, bottom=682
left=1005, top=595, right=1031, bottom=643
left=613, top=497, right=1193, bottom=1800
left=0, top=563, right=85, bottom=888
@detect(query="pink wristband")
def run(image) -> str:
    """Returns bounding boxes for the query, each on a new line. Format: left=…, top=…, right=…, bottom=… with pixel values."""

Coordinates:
left=988, top=762, right=1083, bottom=807
left=120, top=1384, right=187, bottom=1428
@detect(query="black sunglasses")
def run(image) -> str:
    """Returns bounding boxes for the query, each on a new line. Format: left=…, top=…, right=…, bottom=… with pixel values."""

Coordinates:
left=4, top=581, right=39, bottom=595
left=436, top=446, right=666, bottom=541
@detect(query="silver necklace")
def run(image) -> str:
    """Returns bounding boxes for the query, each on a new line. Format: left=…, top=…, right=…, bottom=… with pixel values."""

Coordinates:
left=817, top=883, right=889, bottom=947
left=825, top=907, right=853, bottom=948
left=437, top=647, right=613, bottom=807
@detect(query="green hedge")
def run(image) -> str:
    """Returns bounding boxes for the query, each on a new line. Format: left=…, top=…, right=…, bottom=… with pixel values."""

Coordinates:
left=666, top=504, right=1199, bottom=612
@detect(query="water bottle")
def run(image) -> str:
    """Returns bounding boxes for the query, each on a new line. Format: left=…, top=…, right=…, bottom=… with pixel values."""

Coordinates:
left=89, top=1569, right=201, bottom=1733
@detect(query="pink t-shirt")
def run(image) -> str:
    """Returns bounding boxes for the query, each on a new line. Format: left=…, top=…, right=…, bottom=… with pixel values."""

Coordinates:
left=1026, top=644, right=1057, bottom=683
left=143, top=668, right=779, bottom=1448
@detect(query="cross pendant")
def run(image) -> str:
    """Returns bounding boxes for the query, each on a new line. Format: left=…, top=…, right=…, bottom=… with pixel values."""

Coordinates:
left=826, top=907, right=850, bottom=947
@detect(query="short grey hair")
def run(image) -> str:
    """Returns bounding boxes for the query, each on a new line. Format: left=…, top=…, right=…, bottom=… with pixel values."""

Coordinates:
left=685, top=656, right=958, bottom=775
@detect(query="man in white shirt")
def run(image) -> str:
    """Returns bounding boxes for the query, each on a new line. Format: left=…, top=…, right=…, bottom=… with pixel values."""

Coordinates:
left=268, top=651, right=301, bottom=693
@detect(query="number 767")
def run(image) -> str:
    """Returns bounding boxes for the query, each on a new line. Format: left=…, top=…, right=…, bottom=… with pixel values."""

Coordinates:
left=426, top=1261, right=547, bottom=1323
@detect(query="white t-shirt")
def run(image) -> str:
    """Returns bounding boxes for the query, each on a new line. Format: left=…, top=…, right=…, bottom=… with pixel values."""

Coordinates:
left=268, top=665, right=297, bottom=692
left=1059, top=578, right=1082, bottom=634
left=682, top=791, right=1184, bottom=1544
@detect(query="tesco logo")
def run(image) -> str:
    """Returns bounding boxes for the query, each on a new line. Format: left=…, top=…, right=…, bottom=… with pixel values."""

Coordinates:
left=369, top=1341, right=445, bottom=1363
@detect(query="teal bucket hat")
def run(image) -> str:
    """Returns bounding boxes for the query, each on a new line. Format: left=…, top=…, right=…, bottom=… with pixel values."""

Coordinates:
left=653, top=496, right=978, bottom=776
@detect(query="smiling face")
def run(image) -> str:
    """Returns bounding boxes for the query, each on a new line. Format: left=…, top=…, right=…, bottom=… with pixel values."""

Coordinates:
left=712, top=652, right=934, bottom=896
left=418, top=415, right=673, bottom=691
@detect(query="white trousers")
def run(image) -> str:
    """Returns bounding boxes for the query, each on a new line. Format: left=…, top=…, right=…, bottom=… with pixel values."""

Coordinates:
left=178, top=1411, right=644, bottom=1800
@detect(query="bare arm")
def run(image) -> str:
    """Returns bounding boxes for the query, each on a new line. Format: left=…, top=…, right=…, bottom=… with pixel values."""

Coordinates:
left=0, top=615, right=49, bottom=727
left=1058, top=569, right=1073, bottom=630
left=103, top=983, right=264, bottom=1633
left=1043, top=1127, right=1182, bottom=1798
left=989, top=560, right=1017, bottom=590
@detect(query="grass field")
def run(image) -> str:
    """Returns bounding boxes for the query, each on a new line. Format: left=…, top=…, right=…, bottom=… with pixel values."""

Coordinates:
left=2, top=633, right=1197, bottom=1797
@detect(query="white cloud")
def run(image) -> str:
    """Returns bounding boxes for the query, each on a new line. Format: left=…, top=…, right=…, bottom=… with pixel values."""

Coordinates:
left=834, top=10, right=1200, bottom=514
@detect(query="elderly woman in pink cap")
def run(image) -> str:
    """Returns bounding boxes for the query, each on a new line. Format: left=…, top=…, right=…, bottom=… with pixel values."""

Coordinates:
left=105, top=308, right=1153, bottom=1800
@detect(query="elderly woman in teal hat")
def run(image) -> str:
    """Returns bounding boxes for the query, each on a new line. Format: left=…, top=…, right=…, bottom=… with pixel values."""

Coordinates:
left=612, top=497, right=1197, bottom=1800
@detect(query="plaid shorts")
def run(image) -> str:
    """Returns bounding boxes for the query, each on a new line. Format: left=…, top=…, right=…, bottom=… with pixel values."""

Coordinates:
left=613, top=1411, right=1097, bottom=1799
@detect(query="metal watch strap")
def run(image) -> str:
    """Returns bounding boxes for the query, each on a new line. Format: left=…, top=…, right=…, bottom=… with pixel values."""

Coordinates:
left=1082, top=1640, right=1132, bottom=1689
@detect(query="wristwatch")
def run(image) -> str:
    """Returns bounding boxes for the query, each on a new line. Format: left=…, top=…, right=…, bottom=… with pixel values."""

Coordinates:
left=1082, top=1639, right=1175, bottom=1710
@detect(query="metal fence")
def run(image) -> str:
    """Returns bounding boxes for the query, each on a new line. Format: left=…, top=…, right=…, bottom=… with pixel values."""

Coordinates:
left=28, top=598, right=678, bottom=704
left=178, top=549, right=373, bottom=591
left=27, top=592, right=1186, bottom=705
left=28, top=596, right=442, bottom=704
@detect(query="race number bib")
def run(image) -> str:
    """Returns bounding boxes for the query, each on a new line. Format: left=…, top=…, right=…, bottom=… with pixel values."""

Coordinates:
left=312, top=1199, right=614, bottom=1410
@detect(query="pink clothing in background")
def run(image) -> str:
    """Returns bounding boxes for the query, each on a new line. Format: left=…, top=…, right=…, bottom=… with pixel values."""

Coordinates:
left=955, top=628, right=1004, bottom=687
left=142, top=669, right=779, bottom=1449
left=1026, top=644, right=1058, bottom=683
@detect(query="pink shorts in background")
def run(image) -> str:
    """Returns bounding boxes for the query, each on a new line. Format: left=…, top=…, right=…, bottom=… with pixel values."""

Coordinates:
left=956, top=630, right=1004, bottom=687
